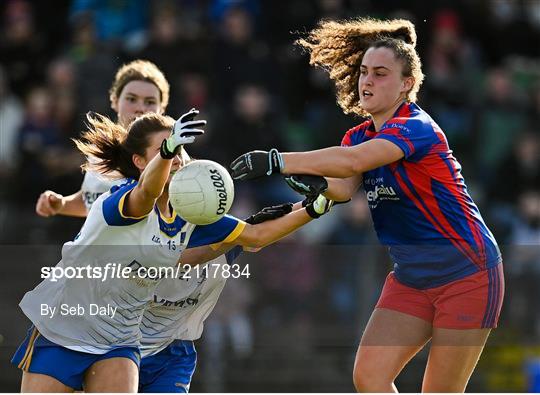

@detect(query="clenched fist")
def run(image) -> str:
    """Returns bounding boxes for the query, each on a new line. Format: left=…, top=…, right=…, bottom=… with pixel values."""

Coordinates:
left=35, top=190, right=65, bottom=217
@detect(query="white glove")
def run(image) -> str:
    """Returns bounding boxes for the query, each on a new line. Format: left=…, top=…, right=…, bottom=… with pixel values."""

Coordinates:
left=160, top=108, right=206, bottom=159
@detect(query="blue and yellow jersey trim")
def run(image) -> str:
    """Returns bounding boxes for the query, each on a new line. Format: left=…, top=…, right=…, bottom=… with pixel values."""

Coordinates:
left=118, top=190, right=151, bottom=220
left=103, top=180, right=151, bottom=226
left=188, top=215, right=245, bottom=248
left=220, top=221, right=245, bottom=243
left=155, top=206, right=186, bottom=238
left=209, top=221, right=246, bottom=250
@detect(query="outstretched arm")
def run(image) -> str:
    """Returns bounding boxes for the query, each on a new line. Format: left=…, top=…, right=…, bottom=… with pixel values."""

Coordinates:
left=231, top=196, right=331, bottom=249
left=124, top=149, right=175, bottom=217
left=180, top=199, right=325, bottom=266
left=325, top=175, right=364, bottom=201
left=235, top=208, right=312, bottom=249
left=230, top=139, right=403, bottom=180
left=280, top=139, right=402, bottom=177
left=124, top=109, right=206, bottom=217
left=284, top=173, right=363, bottom=202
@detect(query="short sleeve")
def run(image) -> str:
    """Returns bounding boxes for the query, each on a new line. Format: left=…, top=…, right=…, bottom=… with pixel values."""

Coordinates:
left=187, top=215, right=246, bottom=248
left=102, top=180, right=150, bottom=226
left=341, top=123, right=368, bottom=147
left=341, top=132, right=353, bottom=147
left=374, top=119, right=434, bottom=160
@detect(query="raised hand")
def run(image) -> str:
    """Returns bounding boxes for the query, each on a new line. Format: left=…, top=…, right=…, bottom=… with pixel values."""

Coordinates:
left=160, top=108, right=206, bottom=159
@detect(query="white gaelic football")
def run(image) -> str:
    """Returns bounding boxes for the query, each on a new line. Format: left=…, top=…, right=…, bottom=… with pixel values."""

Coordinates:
left=169, top=160, right=234, bottom=225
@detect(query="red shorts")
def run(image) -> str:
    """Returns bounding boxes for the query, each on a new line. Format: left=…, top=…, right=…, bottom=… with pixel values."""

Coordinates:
left=375, top=264, right=504, bottom=329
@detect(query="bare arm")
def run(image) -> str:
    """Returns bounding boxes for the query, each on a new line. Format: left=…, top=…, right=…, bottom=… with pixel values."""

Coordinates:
left=234, top=208, right=312, bottom=249
left=59, top=191, right=88, bottom=217
left=183, top=200, right=318, bottom=266
left=124, top=154, right=173, bottom=218
left=181, top=200, right=307, bottom=266
left=36, top=190, right=87, bottom=218
left=180, top=243, right=234, bottom=266
left=281, top=139, right=404, bottom=178
left=324, top=175, right=364, bottom=201
left=124, top=109, right=206, bottom=217
left=180, top=209, right=311, bottom=265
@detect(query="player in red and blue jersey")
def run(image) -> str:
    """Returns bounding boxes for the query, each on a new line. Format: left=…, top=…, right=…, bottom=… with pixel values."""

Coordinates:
left=230, top=17, right=504, bottom=392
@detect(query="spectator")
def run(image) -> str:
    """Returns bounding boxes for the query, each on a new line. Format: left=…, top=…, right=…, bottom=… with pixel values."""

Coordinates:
left=70, top=0, right=149, bottom=51
left=46, top=57, right=79, bottom=138
left=67, top=14, right=119, bottom=116
left=136, top=1, right=210, bottom=113
left=505, top=190, right=540, bottom=337
left=210, top=6, right=276, bottom=101
left=16, top=87, right=79, bottom=202
left=475, top=67, right=528, bottom=180
left=0, top=0, right=48, bottom=97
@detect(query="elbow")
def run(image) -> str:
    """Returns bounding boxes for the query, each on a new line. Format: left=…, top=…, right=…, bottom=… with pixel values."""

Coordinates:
left=341, top=149, right=365, bottom=177
left=349, top=157, right=366, bottom=176
left=247, top=237, right=266, bottom=250
left=329, top=189, right=354, bottom=202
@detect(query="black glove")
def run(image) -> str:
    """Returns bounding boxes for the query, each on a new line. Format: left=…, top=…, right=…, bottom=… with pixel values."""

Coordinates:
left=230, top=148, right=284, bottom=180
left=284, top=174, right=328, bottom=198
left=302, top=195, right=350, bottom=219
left=244, top=202, right=293, bottom=225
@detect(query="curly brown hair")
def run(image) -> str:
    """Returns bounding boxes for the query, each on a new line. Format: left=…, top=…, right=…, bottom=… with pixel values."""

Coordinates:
left=109, top=60, right=170, bottom=112
left=296, top=18, right=424, bottom=116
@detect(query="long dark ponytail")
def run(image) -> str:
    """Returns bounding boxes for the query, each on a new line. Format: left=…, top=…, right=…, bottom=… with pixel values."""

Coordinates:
left=75, top=112, right=175, bottom=179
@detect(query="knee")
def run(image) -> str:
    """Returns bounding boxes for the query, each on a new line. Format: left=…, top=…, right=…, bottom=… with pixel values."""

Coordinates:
left=352, top=368, right=368, bottom=392
left=353, top=362, right=393, bottom=392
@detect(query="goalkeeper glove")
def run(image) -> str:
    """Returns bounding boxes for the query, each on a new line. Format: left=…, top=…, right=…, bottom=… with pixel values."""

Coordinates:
left=230, top=148, right=284, bottom=180
left=244, top=202, right=294, bottom=225
left=160, top=108, right=206, bottom=159
left=284, top=174, right=328, bottom=198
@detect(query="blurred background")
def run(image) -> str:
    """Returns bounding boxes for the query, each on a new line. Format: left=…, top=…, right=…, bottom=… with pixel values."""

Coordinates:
left=0, top=0, right=539, bottom=392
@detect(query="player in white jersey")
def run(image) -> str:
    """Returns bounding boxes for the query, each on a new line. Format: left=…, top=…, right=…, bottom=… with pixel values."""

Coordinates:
left=138, top=204, right=293, bottom=393
left=13, top=110, right=335, bottom=392
left=139, top=252, right=239, bottom=393
left=29, top=58, right=301, bottom=393
left=35, top=60, right=170, bottom=218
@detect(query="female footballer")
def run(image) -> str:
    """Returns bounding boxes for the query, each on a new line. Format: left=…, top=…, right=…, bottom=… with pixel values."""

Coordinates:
left=30, top=58, right=330, bottom=393
left=13, top=109, right=333, bottom=392
left=35, top=59, right=172, bottom=217
left=230, top=18, right=504, bottom=393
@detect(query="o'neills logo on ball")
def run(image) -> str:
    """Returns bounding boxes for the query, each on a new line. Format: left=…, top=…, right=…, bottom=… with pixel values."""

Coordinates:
left=209, top=169, right=228, bottom=214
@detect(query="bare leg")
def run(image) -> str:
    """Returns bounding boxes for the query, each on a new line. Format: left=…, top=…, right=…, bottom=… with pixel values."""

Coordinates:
left=21, top=371, right=74, bottom=393
left=353, top=308, right=432, bottom=392
left=422, top=328, right=491, bottom=392
left=83, top=357, right=138, bottom=393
